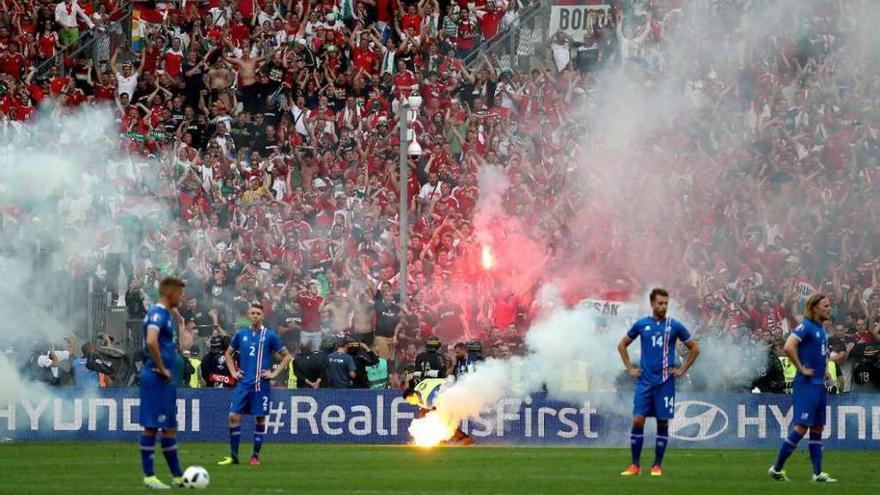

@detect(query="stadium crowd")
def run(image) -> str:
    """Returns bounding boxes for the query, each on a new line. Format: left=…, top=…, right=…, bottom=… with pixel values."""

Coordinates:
left=1, top=0, right=879, bottom=393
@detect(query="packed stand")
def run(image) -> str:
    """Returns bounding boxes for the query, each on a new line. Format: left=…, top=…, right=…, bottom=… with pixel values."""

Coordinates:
left=1, top=0, right=879, bottom=394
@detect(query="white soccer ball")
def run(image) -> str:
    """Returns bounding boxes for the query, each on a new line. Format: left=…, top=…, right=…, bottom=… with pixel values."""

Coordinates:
left=182, top=466, right=210, bottom=489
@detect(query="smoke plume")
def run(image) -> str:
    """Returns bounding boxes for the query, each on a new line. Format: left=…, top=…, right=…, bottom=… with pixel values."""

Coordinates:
left=0, top=105, right=166, bottom=403
left=427, top=0, right=870, bottom=429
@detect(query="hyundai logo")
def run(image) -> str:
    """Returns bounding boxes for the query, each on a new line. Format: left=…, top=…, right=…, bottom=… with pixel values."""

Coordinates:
left=670, top=401, right=728, bottom=441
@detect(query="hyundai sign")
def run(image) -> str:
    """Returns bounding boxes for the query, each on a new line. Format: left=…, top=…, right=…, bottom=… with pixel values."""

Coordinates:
left=1, top=390, right=878, bottom=449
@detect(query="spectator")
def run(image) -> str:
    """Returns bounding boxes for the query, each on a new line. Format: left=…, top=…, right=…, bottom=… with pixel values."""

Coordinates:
left=373, top=282, right=402, bottom=362
left=297, top=279, right=325, bottom=351
left=2, top=0, right=879, bottom=398
left=54, top=0, right=95, bottom=47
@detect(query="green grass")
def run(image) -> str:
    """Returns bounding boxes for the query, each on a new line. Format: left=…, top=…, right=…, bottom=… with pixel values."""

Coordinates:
left=0, top=443, right=876, bottom=494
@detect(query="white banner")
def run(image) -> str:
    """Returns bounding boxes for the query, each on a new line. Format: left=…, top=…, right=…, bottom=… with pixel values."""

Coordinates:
left=548, top=5, right=612, bottom=39
left=576, top=299, right=639, bottom=319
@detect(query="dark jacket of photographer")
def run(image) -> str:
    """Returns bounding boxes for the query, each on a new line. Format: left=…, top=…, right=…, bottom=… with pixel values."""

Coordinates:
left=348, top=344, right=380, bottom=389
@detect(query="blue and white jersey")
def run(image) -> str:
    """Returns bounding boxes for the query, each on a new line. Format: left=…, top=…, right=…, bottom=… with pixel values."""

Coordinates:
left=142, top=304, right=178, bottom=373
left=791, top=319, right=827, bottom=385
left=626, top=316, right=692, bottom=385
left=230, top=327, right=285, bottom=391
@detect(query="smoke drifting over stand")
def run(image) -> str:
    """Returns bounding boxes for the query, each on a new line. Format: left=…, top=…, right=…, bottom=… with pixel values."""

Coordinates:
left=417, top=0, right=876, bottom=436
left=0, top=106, right=168, bottom=399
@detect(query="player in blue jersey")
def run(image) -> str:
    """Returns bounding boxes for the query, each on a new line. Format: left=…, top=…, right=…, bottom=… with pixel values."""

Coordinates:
left=617, top=288, right=700, bottom=477
left=769, top=293, right=837, bottom=483
left=218, top=301, right=293, bottom=466
left=139, top=277, right=187, bottom=489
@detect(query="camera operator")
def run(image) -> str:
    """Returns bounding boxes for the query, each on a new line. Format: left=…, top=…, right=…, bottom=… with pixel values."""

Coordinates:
left=26, top=336, right=76, bottom=386
left=125, top=280, right=147, bottom=320
left=452, top=340, right=485, bottom=380
left=345, top=340, right=382, bottom=389
left=72, top=340, right=101, bottom=390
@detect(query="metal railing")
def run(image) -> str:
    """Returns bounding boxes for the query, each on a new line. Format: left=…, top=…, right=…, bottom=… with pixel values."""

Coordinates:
left=462, top=0, right=551, bottom=70
left=34, top=0, right=134, bottom=77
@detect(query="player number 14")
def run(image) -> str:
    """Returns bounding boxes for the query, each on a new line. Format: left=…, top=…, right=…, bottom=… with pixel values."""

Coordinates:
left=651, top=335, right=663, bottom=348
left=664, top=396, right=674, bottom=409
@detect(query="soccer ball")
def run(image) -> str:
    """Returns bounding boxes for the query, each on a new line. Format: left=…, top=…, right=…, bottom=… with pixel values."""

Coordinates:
left=182, top=466, right=210, bottom=489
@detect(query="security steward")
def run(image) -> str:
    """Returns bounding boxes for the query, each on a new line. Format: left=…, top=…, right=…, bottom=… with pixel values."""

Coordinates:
left=201, top=335, right=236, bottom=388
left=403, top=377, right=473, bottom=446
left=413, top=336, right=447, bottom=385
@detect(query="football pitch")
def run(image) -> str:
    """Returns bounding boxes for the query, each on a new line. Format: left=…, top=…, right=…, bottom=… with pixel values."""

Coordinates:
left=0, top=443, right=876, bottom=494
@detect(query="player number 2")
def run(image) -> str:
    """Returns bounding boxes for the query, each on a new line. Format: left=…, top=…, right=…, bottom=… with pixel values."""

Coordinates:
left=249, top=346, right=256, bottom=357
left=262, top=396, right=269, bottom=410
left=651, top=335, right=663, bottom=347
left=664, top=396, right=674, bottom=409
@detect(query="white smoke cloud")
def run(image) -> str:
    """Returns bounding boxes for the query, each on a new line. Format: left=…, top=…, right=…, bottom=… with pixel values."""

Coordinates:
left=0, top=105, right=167, bottom=410
left=436, top=285, right=629, bottom=424
left=426, top=0, right=852, bottom=431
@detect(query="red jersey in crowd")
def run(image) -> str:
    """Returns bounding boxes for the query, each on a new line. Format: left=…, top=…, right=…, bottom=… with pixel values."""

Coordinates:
left=401, top=13, right=421, bottom=35
left=375, top=0, right=393, bottom=23
left=297, top=293, right=324, bottom=332
left=749, top=305, right=787, bottom=335
left=456, top=18, right=476, bottom=50
left=393, top=68, right=417, bottom=97
left=38, top=32, right=59, bottom=59
left=0, top=51, right=26, bottom=78
left=164, top=49, right=184, bottom=77
left=478, top=10, right=503, bottom=40
left=94, top=82, right=116, bottom=101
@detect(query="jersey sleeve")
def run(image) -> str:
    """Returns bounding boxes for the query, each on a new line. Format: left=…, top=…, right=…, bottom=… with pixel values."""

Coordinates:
left=674, top=320, right=692, bottom=342
left=146, top=309, right=166, bottom=333
left=345, top=354, right=357, bottom=373
left=229, top=331, right=241, bottom=351
left=625, top=321, right=641, bottom=340
left=792, top=323, right=808, bottom=342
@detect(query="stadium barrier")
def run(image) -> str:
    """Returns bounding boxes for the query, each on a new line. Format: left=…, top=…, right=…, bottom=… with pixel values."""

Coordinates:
left=1, top=390, right=878, bottom=449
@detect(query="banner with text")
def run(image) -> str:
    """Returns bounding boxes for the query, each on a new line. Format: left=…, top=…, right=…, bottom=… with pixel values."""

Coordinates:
left=548, top=5, right=612, bottom=39
left=2, top=390, right=879, bottom=449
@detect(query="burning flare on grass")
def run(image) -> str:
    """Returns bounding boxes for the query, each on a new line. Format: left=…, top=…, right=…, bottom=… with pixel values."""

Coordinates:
left=408, top=411, right=457, bottom=447
left=481, top=244, right=495, bottom=271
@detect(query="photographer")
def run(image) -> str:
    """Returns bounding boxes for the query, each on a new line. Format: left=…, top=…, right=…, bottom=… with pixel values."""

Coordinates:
left=453, top=340, right=485, bottom=380
left=125, top=280, right=147, bottom=320
left=72, top=340, right=101, bottom=390
left=346, top=340, right=382, bottom=389
left=25, top=336, right=76, bottom=387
